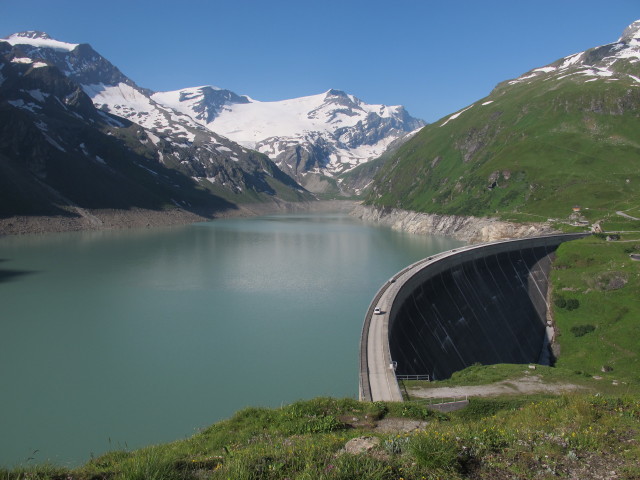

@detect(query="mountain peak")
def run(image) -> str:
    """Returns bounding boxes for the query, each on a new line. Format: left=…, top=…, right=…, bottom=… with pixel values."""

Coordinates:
left=501, top=19, right=640, bottom=90
left=8, top=31, right=52, bottom=40
left=2, top=31, right=79, bottom=52
left=326, top=88, right=349, bottom=98
left=619, top=19, right=640, bottom=43
left=323, top=88, right=359, bottom=107
left=195, top=85, right=223, bottom=92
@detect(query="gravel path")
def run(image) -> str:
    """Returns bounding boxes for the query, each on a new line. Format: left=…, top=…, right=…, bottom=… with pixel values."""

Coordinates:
left=407, top=375, right=586, bottom=399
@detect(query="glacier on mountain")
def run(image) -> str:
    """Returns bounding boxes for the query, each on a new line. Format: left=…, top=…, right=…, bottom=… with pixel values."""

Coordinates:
left=152, top=87, right=425, bottom=192
left=3, top=31, right=78, bottom=52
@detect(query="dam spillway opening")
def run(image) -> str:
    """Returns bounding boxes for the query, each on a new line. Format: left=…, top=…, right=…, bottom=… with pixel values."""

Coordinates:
left=388, top=246, right=556, bottom=381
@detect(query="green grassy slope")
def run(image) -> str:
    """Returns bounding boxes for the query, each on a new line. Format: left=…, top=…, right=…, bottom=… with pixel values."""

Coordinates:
left=365, top=67, right=640, bottom=222
left=551, top=233, right=640, bottom=382
left=6, top=395, right=638, bottom=480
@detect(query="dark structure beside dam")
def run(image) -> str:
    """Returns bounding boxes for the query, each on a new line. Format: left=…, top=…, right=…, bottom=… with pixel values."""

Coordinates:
left=360, top=233, right=589, bottom=402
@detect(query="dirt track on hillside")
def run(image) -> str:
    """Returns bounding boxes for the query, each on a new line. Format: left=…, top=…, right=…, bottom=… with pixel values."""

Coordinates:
left=407, top=375, right=587, bottom=399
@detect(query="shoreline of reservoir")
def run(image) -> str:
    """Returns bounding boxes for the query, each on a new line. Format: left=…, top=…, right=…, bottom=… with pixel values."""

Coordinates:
left=0, top=200, right=359, bottom=236
left=0, top=199, right=561, bottom=244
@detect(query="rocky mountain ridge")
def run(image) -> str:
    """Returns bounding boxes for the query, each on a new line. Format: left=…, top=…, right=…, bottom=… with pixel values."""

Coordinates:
left=0, top=32, right=311, bottom=231
left=3, top=30, right=424, bottom=201
left=1, top=31, right=310, bottom=202
left=152, top=86, right=425, bottom=194
left=497, top=19, right=640, bottom=91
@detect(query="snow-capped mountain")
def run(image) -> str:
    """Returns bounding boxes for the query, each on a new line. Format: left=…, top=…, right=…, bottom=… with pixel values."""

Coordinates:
left=2, top=32, right=219, bottom=140
left=2, top=30, right=422, bottom=198
left=431, top=20, right=640, bottom=133
left=152, top=87, right=425, bottom=193
left=1, top=31, right=309, bottom=202
left=501, top=19, right=640, bottom=89
left=0, top=41, right=214, bottom=220
left=2, top=31, right=137, bottom=88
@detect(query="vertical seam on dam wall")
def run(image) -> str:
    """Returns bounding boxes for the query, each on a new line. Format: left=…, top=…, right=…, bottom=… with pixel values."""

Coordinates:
left=359, top=233, right=590, bottom=402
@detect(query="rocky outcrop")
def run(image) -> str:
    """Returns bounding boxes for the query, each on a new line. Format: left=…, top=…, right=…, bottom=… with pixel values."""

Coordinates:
left=352, top=204, right=558, bottom=243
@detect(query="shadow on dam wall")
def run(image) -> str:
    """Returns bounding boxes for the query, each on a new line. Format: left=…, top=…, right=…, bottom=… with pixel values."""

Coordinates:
left=389, top=247, right=555, bottom=380
left=381, top=234, right=590, bottom=384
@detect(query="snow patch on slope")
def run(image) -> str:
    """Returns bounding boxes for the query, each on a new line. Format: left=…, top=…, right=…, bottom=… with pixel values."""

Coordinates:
left=508, top=20, right=640, bottom=86
left=11, top=57, right=34, bottom=64
left=27, top=89, right=49, bottom=102
left=8, top=99, right=41, bottom=113
left=83, top=82, right=196, bottom=141
left=440, top=105, right=474, bottom=127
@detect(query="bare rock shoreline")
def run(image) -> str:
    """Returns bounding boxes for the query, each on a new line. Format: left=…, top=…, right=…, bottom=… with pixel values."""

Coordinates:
left=0, top=201, right=556, bottom=241
left=351, top=204, right=558, bottom=243
left=0, top=200, right=359, bottom=236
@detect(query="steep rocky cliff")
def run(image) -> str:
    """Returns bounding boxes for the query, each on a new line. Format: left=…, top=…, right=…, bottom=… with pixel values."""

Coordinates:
left=352, top=204, right=558, bottom=243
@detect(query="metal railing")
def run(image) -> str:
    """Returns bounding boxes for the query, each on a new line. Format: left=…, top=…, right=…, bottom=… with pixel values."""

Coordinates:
left=412, top=395, right=469, bottom=407
left=396, top=374, right=430, bottom=381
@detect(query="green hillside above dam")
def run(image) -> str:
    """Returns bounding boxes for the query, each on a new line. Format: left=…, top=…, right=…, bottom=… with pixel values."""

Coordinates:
left=363, top=29, right=640, bottom=226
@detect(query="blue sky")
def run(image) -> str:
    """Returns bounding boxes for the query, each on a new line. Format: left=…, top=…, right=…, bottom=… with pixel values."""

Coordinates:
left=1, top=0, right=638, bottom=122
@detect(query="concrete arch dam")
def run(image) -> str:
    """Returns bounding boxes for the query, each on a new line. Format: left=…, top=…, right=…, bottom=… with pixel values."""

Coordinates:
left=359, top=233, right=589, bottom=402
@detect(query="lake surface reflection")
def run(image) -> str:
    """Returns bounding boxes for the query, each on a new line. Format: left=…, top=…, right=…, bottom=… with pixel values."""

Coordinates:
left=0, top=212, right=464, bottom=467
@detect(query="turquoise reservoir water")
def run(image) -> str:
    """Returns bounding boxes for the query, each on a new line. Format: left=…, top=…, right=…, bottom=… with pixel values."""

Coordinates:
left=0, top=212, right=463, bottom=468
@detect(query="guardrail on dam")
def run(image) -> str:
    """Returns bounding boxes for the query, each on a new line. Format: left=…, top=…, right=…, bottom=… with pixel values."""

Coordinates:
left=359, top=233, right=590, bottom=402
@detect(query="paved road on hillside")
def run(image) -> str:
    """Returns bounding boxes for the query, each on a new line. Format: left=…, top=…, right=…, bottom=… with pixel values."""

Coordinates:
left=616, top=210, right=640, bottom=221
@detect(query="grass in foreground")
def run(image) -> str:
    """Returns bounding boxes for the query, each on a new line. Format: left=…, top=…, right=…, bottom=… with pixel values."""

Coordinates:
left=2, top=394, right=639, bottom=480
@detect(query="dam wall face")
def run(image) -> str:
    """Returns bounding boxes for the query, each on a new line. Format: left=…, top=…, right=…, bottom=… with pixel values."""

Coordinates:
left=360, top=233, right=589, bottom=401
left=389, top=246, right=554, bottom=380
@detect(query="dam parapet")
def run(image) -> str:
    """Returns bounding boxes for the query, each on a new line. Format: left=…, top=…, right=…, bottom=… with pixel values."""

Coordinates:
left=359, top=233, right=589, bottom=402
